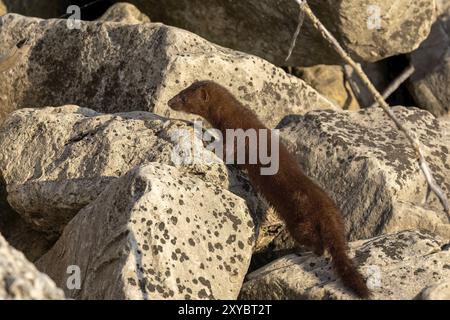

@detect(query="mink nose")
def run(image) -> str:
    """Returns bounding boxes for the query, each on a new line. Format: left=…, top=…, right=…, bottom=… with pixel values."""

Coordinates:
left=168, top=96, right=180, bottom=110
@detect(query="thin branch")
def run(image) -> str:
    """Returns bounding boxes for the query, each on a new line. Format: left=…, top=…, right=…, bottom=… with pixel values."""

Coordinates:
left=290, top=0, right=449, bottom=217
left=285, top=3, right=306, bottom=62
left=369, top=64, right=415, bottom=108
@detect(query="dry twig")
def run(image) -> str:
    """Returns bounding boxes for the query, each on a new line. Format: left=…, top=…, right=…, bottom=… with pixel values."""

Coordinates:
left=369, top=64, right=416, bottom=108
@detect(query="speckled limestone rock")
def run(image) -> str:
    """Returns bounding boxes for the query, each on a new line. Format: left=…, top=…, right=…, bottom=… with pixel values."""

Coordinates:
left=0, top=233, right=64, bottom=299
left=125, top=0, right=435, bottom=66
left=277, top=107, right=450, bottom=241
left=240, top=231, right=450, bottom=300
left=36, top=163, right=256, bottom=300
left=419, top=280, right=450, bottom=300
left=0, top=14, right=334, bottom=128
left=294, top=65, right=360, bottom=111
left=409, top=7, right=450, bottom=118
left=97, top=2, right=150, bottom=24
left=0, top=105, right=242, bottom=237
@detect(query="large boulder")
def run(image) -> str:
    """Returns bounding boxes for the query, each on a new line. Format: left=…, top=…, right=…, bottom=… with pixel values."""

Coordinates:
left=277, top=107, right=450, bottom=241
left=0, top=13, right=334, bottom=127
left=0, top=232, right=64, bottom=299
left=36, top=163, right=256, bottom=300
left=126, top=0, right=435, bottom=66
left=240, top=231, right=450, bottom=300
left=409, top=7, right=450, bottom=118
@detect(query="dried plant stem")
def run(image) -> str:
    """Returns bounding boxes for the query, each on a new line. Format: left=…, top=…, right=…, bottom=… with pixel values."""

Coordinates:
left=369, top=64, right=416, bottom=108
left=292, top=1, right=449, bottom=216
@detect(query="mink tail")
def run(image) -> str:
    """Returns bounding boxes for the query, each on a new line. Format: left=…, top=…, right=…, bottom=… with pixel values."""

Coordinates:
left=328, top=241, right=371, bottom=299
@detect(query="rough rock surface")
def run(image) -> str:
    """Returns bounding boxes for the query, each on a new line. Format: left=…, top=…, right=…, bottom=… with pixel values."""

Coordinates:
left=240, top=231, right=450, bottom=300
left=0, top=13, right=334, bottom=127
left=277, top=107, right=450, bottom=241
left=126, top=0, right=435, bottom=66
left=97, top=2, right=151, bottom=24
left=0, top=232, right=64, bottom=299
left=36, top=163, right=256, bottom=300
left=294, top=65, right=360, bottom=111
left=409, top=7, right=450, bottom=118
left=0, top=105, right=238, bottom=237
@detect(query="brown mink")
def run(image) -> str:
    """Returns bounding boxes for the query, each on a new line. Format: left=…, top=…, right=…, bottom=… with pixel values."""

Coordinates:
left=168, top=80, right=370, bottom=299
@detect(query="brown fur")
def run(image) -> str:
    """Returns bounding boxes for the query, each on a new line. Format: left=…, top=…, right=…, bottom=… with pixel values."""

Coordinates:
left=168, top=80, right=370, bottom=299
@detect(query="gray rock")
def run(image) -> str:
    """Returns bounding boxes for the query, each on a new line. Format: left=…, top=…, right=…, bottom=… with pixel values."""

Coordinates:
left=126, top=0, right=435, bottom=66
left=240, top=231, right=450, bottom=300
left=0, top=105, right=236, bottom=237
left=409, top=7, right=450, bottom=118
left=277, top=107, right=450, bottom=241
left=0, top=13, right=334, bottom=127
left=36, top=163, right=256, bottom=300
left=97, top=2, right=150, bottom=24
left=0, top=232, right=64, bottom=299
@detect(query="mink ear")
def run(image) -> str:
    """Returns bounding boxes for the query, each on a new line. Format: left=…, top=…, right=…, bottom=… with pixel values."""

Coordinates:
left=199, top=88, right=210, bottom=103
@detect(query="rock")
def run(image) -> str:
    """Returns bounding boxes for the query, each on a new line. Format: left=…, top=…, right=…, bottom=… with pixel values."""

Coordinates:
left=240, top=231, right=450, bottom=300
left=97, top=2, right=150, bottom=24
left=419, top=280, right=450, bottom=300
left=0, top=105, right=238, bottom=237
left=294, top=65, right=360, bottom=111
left=0, top=232, right=64, bottom=299
left=0, top=14, right=334, bottom=128
left=436, top=0, right=450, bottom=16
left=277, top=107, right=450, bottom=241
left=409, top=7, right=450, bottom=118
left=1, top=0, right=69, bottom=18
left=36, top=163, right=256, bottom=300
left=125, top=0, right=435, bottom=66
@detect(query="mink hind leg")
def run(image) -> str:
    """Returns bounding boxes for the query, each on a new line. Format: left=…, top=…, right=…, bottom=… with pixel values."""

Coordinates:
left=287, top=219, right=325, bottom=256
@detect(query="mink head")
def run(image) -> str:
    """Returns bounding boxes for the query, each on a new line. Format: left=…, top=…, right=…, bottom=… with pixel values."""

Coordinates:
left=168, top=81, right=215, bottom=117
